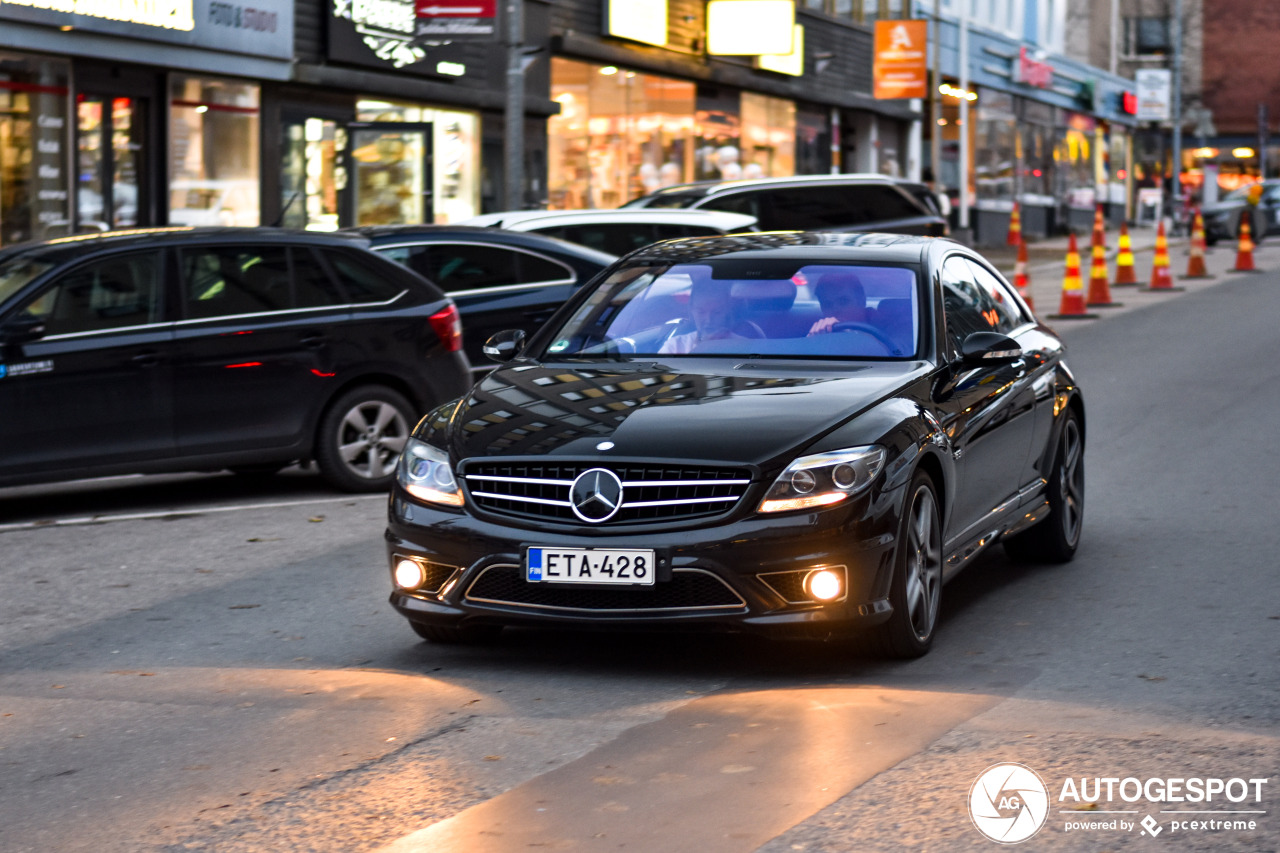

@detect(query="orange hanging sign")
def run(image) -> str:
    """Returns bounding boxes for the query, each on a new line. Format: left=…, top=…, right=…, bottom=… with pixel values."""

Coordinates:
left=873, top=20, right=928, bottom=100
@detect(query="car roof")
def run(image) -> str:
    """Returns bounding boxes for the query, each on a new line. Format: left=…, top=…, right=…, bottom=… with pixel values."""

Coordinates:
left=460, top=209, right=758, bottom=230
left=631, top=173, right=914, bottom=204
left=3, top=227, right=372, bottom=262
left=344, top=223, right=618, bottom=263
left=619, top=231, right=951, bottom=265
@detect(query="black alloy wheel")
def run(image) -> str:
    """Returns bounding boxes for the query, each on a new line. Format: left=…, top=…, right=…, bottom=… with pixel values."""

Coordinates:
left=1004, top=410, right=1084, bottom=564
left=315, top=385, right=414, bottom=492
left=876, top=470, right=943, bottom=658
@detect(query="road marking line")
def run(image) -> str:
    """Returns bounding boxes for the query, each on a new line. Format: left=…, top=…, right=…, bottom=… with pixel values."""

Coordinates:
left=0, top=494, right=385, bottom=532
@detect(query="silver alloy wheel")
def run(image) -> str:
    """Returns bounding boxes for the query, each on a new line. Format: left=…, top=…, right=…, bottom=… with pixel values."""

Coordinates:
left=1058, top=419, right=1084, bottom=547
left=904, top=484, right=942, bottom=643
left=337, top=400, right=409, bottom=480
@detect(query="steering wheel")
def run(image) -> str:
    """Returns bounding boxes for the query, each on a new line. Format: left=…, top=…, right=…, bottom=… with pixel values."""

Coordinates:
left=829, top=322, right=897, bottom=355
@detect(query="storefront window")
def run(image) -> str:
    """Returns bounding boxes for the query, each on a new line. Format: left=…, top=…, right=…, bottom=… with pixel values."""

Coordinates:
left=1019, top=101, right=1055, bottom=200
left=695, top=86, right=741, bottom=182
left=355, top=100, right=480, bottom=223
left=974, top=89, right=1015, bottom=202
left=281, top=118, right=341, bottom=231
left=169, top=76, right=260, bottom=227
left=740, top=92, right=796, bottom=179
left=0, top=53, right=71, bottom=245
left=795, top=105, right=831, bottom=175
left=549, top=58, right=697, bottom=209
left=1057, top=111, right=1097, bottom=211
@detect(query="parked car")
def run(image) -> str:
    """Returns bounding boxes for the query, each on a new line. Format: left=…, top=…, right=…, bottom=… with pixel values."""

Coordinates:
left=621, top=174, right=950, bottom=236
left=346, top=225, right=616, bottom=373
left=1202, top=180, right=1280, bottom=245
left=0, top=227, right=472, bottom=492
left=385, top=232, right=1085, bottom=657
left=460, top=209, right=758, bottom=256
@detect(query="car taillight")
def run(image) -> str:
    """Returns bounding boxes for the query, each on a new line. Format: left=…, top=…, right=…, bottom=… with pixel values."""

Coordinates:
left=429, top=304, right=463, bottom=353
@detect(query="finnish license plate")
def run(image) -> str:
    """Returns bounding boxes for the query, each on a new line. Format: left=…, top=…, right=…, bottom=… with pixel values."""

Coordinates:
left=526, top=547, right=656, bottom=585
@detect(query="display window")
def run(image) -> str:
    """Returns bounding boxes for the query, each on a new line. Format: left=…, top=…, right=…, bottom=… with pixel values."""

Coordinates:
left=549, top=58, right=697, bottom=209
left=169, top=76, right=261, bottom=227
left=974, top=89, right=1015, bottom=202
left=740, top=92, right=795, bottom=180
left=0, top=53, right=71, bottom=246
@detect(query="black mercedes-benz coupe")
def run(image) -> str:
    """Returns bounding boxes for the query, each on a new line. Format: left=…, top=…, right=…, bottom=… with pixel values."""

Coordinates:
left=385, top=233, right=1085, bottom=657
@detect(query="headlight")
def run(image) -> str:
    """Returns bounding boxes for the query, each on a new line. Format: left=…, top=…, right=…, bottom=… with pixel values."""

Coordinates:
left=398, top=438, right=464, bottom=507
left=758, top=446, right=886, bottom=514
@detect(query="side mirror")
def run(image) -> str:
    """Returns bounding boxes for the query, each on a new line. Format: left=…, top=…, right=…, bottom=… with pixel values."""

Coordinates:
left=959, top=331, right=1022, bottom=366
left=482, top=329, right=527, bottom=363
left=0, top=315, right=48, bottom=345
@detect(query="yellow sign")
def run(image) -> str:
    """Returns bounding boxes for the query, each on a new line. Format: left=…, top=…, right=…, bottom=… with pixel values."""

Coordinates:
left=873, top=19, right=927, bottom=100
left=756, top=24, right=803, bottom=76
left=706, top=0, right=794, bottom=56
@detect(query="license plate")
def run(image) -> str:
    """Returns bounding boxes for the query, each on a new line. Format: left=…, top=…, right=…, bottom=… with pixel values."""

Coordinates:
left=526, top=547, right=656, bottom=585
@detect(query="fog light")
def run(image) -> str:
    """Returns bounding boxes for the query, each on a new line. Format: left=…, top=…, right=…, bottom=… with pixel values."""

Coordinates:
left=394, top=558, right=426, bottom=590
left=805, top=568, right=843, bottom=602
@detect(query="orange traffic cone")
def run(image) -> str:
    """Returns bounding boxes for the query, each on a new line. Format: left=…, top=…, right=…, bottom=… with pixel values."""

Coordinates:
left=1086, top=209, right=1121, bottom=308
left=1007, top=201, right=1022, bottom=246
left=1048, top=233, right=1098, bottom=319
left=1013, top=236, right=1034, bottom=313
left=1232, top=209, right=1260, bottom=272
left=1143, top=220, right=1183, bottom=292
left=1113, top=222, right=1138, bottom=285
left=1183, top=208, right=1212, bottom=279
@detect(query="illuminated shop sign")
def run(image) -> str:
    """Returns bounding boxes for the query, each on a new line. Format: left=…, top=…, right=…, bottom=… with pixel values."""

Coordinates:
left=0, top=0, right=194, bottom=29
left=706, top=0, right=793, bottom=56
left=603, top=0, right=667, bottom=47
left=1012, top=46, right=1053, bottom=89
left=0, top=0, right=293, bottom=57
left=329, top=0, right=468, bottom=73
left=756, top=24, right=803, bottom=76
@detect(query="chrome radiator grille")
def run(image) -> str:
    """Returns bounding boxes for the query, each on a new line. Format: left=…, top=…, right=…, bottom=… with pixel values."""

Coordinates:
left=463, top=462, right=751, bottom=524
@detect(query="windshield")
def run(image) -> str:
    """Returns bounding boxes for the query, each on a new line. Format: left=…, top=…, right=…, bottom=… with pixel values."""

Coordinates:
left=0, top=255, right=55, bottom=306
left=540, top=260, right=921, bottom=360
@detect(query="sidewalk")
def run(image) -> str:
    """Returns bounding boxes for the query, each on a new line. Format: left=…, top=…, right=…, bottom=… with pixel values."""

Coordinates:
left=970, top=225, right=1273, bottom=324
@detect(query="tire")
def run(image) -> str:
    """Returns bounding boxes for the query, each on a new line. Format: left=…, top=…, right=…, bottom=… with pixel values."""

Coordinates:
left=1004, top=410, right=1084, bottom=564
left=874, top=471, right=943, bottom=659
left=315, top=386, right=415, bottom=492
left=409, top=621, right=503, bottom=644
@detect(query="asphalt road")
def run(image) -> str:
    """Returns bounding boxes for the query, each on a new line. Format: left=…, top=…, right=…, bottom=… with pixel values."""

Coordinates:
left=1, top=261, right=1278, bottom=852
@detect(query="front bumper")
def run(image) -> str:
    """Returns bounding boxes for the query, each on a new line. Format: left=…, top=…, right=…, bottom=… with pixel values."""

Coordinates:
left=385, top=489, right=900, bottom=640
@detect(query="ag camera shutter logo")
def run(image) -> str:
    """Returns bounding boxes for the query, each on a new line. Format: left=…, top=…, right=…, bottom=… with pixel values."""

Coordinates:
left=969, top=763, right=1050, bottom=844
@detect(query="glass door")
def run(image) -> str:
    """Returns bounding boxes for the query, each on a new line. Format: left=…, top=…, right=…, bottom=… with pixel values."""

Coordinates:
left=281, top=117, right=344, bottom=231
left=345, top=122, right=433, bottom=226
left=77, top=96, right=147, bottom=231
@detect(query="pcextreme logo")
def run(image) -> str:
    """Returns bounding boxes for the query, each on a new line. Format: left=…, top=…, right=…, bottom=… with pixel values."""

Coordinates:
left=969, top=763, right=1051, bottom=844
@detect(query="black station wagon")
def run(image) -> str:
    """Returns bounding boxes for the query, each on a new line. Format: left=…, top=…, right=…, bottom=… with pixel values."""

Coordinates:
left=0, top=228, right=472, bottom=492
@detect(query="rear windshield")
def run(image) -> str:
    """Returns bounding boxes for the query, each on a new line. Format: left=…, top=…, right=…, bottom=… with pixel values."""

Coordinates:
left=539, top=259, right=921, bottom=361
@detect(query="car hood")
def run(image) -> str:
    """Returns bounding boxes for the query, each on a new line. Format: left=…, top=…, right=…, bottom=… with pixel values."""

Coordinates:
left=432, top=360, right=932, bottom=468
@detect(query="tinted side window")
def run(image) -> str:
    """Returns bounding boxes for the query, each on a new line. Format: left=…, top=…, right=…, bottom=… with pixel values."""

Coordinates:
left=24, top=251, right=162, bottom=335
left=181, top=246, right=291, bottom=319
left=964, top=259, right=1026, bottom=331
left=324, top=250, right=407, bottom=302
left=413, top=244, right=520, bottom=292
left=515, top=250, right=575, bottom=284
left=292, top=247, right=346, bottom=308
left=941, top=256, right=999, bottom=352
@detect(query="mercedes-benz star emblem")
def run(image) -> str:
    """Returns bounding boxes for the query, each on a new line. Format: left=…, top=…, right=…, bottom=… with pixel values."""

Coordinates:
left=570, top=468, right=624, bottom=523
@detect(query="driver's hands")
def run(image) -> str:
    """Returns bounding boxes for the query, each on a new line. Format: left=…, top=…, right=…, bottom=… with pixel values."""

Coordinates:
left=808, top=316, right=839, bottom=336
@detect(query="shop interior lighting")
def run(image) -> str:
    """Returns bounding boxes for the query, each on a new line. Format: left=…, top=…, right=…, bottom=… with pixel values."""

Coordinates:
left=1193, top=147, right=1219, bottom=158
left=938, top=83, right=977, bottom=101
left=1233, top=147, right=1256, bottom=159
left=599, top=66, right=619, bottom=75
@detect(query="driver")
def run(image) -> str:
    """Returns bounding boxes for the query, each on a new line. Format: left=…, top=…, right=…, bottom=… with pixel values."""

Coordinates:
left=808, top=270, right=868, bottom=336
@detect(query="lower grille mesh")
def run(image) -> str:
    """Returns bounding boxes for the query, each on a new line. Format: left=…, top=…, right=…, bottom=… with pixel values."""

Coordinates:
left=465, top=566, right=745, bottom=612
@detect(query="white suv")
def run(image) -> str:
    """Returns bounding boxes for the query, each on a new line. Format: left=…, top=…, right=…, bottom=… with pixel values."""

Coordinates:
left=460, top=209, right=758, bottom=256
